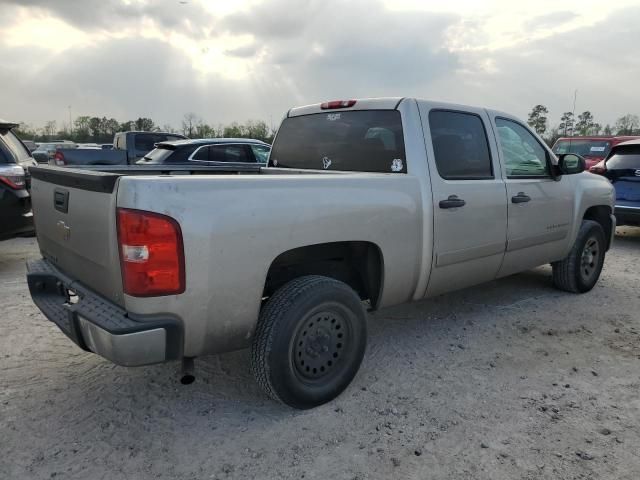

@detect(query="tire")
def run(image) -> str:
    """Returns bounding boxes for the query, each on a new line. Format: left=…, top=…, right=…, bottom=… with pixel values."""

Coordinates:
left=251, top=275, right=367, bottom=409
left=552, top=220, right=606, bottom=293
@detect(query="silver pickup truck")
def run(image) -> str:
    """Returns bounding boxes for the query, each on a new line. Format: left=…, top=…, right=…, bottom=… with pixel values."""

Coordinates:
left=26, top=98, right=615, bottom=409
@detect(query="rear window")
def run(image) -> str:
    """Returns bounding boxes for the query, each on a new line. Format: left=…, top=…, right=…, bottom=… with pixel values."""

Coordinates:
left=269, top=110, right=406, bottom=173
left=141, top=145, right=174, bottom=163
left=553, top=139, right=611, bottom=157
left=134, top=134, right=184, bottom=153
left=0, top=128, right=32, bottom=165
left=606, top=145, right=640, bottom=170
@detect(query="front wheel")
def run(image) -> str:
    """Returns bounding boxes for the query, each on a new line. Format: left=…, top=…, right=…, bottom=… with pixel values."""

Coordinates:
left=552, top=220, right=606, bottom=293
left=251, top=275, right=367, bottom=409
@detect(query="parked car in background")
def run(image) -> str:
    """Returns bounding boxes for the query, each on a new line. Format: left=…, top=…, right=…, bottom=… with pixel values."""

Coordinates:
left=101, top=144, right=113, bottom=150
left=590, top=140, right=640, bottom=226
left=137, top=138, right=270, bottom=166
left=552, top=136, right=640, bottom=169
left=26, top=98, right=615, bottom=408
left=0, top=119, right=36, bottom=240
left=76, top=143, right=101, bottom=149
left=52, top=131, right=187, bottom=166
left=32, top=141, right=77, bottom=163
left=22, top=140, right=38, bottom=152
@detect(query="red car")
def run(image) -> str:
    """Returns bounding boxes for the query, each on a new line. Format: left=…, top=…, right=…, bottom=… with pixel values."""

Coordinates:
left=552, top=136, right=640, bottom=169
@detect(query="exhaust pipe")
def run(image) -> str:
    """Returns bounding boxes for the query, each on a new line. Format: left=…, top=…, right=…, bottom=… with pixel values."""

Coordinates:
left=180, top=357, right=195, bottom=385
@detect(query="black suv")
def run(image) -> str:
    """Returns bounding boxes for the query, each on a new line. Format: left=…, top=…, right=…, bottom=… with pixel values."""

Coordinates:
left=0, top=120, right=37, bottom=240
left=137, top=138, right=270, bottom=166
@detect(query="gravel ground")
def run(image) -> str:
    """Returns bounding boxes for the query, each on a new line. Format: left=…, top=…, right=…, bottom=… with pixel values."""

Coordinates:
left=1, top=229, right=639, bottom=480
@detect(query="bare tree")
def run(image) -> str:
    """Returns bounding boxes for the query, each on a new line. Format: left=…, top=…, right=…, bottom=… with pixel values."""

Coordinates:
left=43, top=120, right=57, bottom=139
left=614, top=114, right=640, bottom=135
left=181, top=113, right=200, bottom=138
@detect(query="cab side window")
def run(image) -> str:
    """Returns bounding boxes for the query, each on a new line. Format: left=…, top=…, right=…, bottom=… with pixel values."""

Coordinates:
left=495, top=118, right=550, bottom=177
left=429, top=110, right=493, bottom=180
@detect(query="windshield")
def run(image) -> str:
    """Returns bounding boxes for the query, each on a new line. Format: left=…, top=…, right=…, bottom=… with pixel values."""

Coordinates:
left=269, top=110, right=406, bottom=173
left=0, top=128, right=32, bottom=164
left=553, top=139, right=611, bottom=157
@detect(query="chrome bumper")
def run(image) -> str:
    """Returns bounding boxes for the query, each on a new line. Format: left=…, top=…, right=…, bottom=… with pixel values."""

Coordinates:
left=26, top=258, right=183, bottom=366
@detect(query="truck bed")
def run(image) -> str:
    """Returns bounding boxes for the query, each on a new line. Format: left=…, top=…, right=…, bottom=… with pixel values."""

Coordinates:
left=29, top=164, right=424, bottom=356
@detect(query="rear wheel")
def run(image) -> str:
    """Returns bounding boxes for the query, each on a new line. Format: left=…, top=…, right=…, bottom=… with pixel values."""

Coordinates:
left=552, top=220, right=606, bottom=293
left=251, top=275, right=367, bottom=409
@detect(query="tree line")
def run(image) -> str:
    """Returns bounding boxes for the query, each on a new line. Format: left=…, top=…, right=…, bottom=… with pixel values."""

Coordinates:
left=16, top=107, right=640, bottom=148
left=15, top=113, right=275, bottom=144
left=527, top=105, right=640, bottom=146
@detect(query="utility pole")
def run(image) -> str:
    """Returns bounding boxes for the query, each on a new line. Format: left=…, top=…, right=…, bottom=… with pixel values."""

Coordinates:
left=571, top=90, right=577, bottom=136
left=68, top=105, right=73, bottom=135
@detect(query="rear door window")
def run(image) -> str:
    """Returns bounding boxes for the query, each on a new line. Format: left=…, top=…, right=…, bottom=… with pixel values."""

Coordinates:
left=428, top=110, right=493, bottom=179
left=209, top=144, right=253, bottom=163
left=269, top=110, right=406, bottom=173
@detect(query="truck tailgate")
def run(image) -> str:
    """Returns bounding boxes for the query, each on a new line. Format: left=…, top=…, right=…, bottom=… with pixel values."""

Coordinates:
left=29, top=167, right=124, bottom=305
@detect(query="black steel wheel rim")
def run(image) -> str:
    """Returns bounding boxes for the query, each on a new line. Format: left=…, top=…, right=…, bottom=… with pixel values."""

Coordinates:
left=580, top=236, right=600, bottom=282
left=292, top=308, right=350, bottom=382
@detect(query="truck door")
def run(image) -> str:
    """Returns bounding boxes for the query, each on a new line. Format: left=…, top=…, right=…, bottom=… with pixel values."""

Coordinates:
left=418, top=104, right=508, bottom=297
left=489, top=115, right=575, bottom=277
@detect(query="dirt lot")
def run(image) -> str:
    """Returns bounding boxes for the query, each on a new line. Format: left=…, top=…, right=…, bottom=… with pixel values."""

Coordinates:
left=1, top=230, right=639, bottom=480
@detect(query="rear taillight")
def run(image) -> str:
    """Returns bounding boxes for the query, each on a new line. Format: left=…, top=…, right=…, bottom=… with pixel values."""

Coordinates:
left=0, top=165, right=26, bottom=189
left=320, top=99, right=356, bottom=109
left=54, top=151, right=66, bottom=166
left=117, top=208, right=185, bottom=297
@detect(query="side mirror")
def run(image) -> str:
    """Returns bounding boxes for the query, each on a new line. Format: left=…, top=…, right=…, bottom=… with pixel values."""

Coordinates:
left=557, top=153, right=586, bottom=175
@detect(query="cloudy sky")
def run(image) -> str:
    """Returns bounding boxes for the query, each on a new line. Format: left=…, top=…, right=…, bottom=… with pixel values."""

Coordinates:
left=1, top=0, right=639, bottom=131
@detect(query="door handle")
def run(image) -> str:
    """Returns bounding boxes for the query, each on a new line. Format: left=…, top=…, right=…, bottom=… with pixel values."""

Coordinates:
left=439, top=195, right=466, bottom=209
left=511, top=192, right=531, bottom=204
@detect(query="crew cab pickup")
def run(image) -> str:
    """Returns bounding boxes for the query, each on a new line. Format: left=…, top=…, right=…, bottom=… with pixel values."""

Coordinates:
left=52, top=131, right=186, bottom=166
left=26, top=98, right=615, bottom=409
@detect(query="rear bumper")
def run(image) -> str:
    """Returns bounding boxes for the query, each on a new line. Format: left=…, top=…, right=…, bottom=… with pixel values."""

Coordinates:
left=0, top=187, right=34, bottom=240
left=26, top=258, right=183, bottom=366
left=615, top=206, right=640, bottom=226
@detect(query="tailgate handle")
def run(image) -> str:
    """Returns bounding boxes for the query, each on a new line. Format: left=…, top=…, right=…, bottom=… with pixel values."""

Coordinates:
left=54, top=189, right=69, bottom=213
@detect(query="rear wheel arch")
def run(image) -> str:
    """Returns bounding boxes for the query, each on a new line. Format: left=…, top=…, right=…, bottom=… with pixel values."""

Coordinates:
left=263, top=241, right=384, bottom=309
